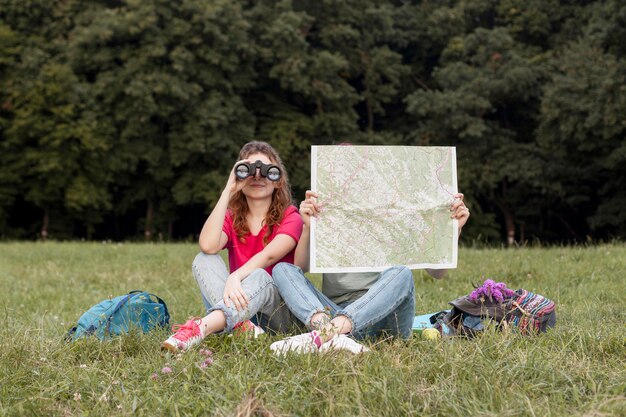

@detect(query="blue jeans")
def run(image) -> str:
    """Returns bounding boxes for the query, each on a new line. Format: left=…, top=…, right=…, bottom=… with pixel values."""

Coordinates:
left=192, top=253, right=294, bottom=334
left=272, top=263, right=416, bottom=340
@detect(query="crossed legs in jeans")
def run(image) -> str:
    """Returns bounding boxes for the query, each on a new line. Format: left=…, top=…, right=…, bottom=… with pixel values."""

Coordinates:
left=271, top=262, right=416, bottom=342
left=192, top=253, right=294, bottom=334
left=162, top=253, right=297, bottom=352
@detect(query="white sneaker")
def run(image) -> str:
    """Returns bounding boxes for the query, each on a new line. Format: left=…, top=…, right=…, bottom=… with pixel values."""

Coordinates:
left=319, top=334, right=370, bottom=354
left=270, top=331, right=322, bottom=355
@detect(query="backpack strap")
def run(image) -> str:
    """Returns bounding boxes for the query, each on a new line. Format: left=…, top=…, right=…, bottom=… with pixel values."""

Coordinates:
left=104, top=293, right=134, bottom=336
left=66, top=325, right=97, bottom=342
left=147, top=293, right=170, bottom=325
left=510, top=300, right=531, bottom=316
left=66, top=326, right=77, bottom=342
left=121, top=291, right=170, bottom=327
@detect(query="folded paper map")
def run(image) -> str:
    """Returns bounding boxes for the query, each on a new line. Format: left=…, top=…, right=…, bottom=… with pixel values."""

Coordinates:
left=310, top=145, right=458, bottom=273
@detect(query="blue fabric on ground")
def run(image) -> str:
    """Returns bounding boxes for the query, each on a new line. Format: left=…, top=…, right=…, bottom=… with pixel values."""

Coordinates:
left=463, top=314, right=485, bottom=331
left=412, top=311, right=450, bottom=330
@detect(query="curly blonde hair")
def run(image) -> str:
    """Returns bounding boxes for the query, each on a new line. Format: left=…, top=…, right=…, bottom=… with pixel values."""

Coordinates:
left=229, top=141, right=293, bottom=246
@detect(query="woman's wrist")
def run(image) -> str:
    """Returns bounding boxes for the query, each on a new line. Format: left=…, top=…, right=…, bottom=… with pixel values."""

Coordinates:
left=221, top=188, right=233, bottom=200
left=229, top=271, right=242, bottom=282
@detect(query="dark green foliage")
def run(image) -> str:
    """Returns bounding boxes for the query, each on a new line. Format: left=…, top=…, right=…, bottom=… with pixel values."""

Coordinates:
left=6, top=63, right=112, bottom=232
left=66, top=0, right=257, bottom=238
left=405, top=26, right=550, bottom=242
left=0, top=22, right=20, bottom=232
left=539, top=41, right=626, bottom=237
left=0, top=0, right=622, bottom=242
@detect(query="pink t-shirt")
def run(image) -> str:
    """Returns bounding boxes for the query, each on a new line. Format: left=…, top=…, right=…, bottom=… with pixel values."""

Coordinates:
left=222, top=205, right=303, bottom=275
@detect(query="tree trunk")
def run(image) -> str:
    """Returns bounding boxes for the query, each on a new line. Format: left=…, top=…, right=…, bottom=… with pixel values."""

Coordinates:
left=315, top=95, right=323, bottom=114
left=366, top=97, right=374, bottom=132
left=41, top=209, right=49, bottom=241
left=557, top=214, right=579, bottom=240
left=493, top=199, right=515, bottom=247
left=504, top=210, right=515, bottom=247
left=115, top=216, right=120, bottom=241
left=360, top=50, right=374, bottom=132
left=144, top=200, right=153, bottom=240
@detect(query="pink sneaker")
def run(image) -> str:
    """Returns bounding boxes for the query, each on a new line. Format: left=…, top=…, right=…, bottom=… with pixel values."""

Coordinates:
left=232, top=320, right=265, bottom=338
left=161, top=319, right=204, bottom=353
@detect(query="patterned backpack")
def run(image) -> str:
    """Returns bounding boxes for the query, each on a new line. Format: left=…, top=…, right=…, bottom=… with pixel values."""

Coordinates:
left=434, top=280, right=556, bottom=337
left=506, top=289, right=556, bottom=334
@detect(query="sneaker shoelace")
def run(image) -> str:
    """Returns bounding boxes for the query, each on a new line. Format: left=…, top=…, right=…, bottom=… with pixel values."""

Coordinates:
left=310, top=331, right=322, bottom=349
left=171, top=320, right=200, bottom=341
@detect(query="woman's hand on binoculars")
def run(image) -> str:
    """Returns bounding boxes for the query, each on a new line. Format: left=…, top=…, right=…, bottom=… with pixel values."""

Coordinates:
left=225, top=159, right=252, bottom=195
left=299, top=190, right=319, bottom=227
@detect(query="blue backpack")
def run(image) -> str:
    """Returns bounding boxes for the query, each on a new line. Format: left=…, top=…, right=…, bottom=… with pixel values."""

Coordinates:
left=67, top=291, right=170, bottom=341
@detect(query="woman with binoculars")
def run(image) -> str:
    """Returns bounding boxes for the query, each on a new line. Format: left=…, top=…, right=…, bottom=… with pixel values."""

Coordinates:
left=162, top=141, right=303, bottom=352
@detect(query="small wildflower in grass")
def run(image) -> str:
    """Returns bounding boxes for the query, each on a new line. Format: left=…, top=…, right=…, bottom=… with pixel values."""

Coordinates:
left=200, top=357, right=214, bottom=368
left=73, top=392, right=81, bottom=401
left=199, top=348, right=213, bottom=357
left=79, top=364, right=87, bottom=368
left=151, top=373, right=158, bottom=380
left=161, top=366, right=173, bottom=374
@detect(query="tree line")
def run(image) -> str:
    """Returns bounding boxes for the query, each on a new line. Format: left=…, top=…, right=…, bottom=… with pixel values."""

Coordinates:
left=1, top=0, right=624, bottom=244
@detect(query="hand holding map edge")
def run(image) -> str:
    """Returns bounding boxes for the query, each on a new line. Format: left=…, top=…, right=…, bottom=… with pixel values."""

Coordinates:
left=299, top=190, right=320, bottom=228
left=451, top=193, right=470, bottom=233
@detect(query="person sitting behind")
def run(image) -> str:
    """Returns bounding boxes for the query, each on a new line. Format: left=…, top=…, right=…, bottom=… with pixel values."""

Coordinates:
left=269, top=190, right=470, bottom=354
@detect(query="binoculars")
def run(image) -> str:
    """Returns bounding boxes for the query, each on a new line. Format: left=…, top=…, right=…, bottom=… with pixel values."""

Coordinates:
left=235, top=160, right=282, bottom=181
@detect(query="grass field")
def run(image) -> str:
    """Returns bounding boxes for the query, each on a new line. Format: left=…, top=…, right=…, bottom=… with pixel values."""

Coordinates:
left=1, top=242, right=624, bottom=416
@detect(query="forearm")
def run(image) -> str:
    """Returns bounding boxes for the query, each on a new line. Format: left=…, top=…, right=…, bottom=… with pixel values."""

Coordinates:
left=199, top=190, right=231, bottom=253
left=294, top=225, right=311, bottom=272
left=425, top=268, right=447, bottom=280
left=233, top=250, right=281, bottom=281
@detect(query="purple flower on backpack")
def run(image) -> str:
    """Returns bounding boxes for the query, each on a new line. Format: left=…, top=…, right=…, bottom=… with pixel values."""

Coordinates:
left=470, top=279, right=516, bottom=303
